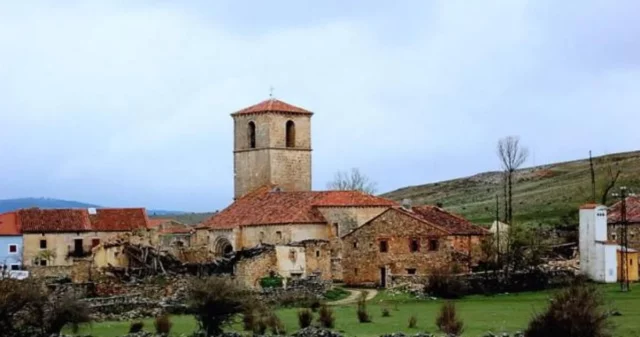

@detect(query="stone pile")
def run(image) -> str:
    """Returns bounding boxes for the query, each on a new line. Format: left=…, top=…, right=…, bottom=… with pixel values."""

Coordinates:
left=291, top=326, right=343, bottom=337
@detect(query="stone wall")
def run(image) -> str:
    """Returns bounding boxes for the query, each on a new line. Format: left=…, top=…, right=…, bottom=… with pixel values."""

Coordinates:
left=28, top=259, right=94, bottom=282
left=301, top=240, right=332, bottom=280
left=240, top=224, right=328, bottom=249
left=342, top=209, right=454, bottom=287
left=234, top=247, right=278, bottom=289
left=608, top=223, right=640, bottom=252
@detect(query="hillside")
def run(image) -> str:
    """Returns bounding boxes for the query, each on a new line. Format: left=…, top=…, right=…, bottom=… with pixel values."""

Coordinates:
left=0, top=197, right=100, bottom=213
left=382, top=151, right=640, bottom=226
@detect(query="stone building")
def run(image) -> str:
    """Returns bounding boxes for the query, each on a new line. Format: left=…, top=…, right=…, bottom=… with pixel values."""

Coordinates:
left=607, top=196, right=640, bottom=251
left=341, top=206, right=489, bottom=287
left=19, top=207, right=150, bottom=267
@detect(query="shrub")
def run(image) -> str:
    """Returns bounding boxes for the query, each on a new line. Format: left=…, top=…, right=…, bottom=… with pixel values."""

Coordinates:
left=187, top=276, right=252, bottom=336
left=41, top=294, right=92, bottom=335
left=310, top=298, right=322, bottom=312
left=298, top=309, right=314, bottom=328
left=408, top=315, right=417, bottom=328
left=381, top=308, right=391, bottom=317
left=242, top=308, right=256, bottom=331
left=154, top=314, right=172, bottom=334
left=525, top=279, right=611, bottom=337
left=425, top=266, right=467, bottom=299
left=356, top=292, right=371, bottom=323
left=0, top=279, right=49, bottom=336
left=253, top=318, right=268, bottom=335
left=260, top=275, right=284, bottom=289
left=323, top=287, right=350, bottom=301
left=129, top=321, right=144, bottom=333
left=436, top=301, right=464, bottom=336
left=265, top=312, right=286, bottom=335
left=318, top=304, right=335, bottom=328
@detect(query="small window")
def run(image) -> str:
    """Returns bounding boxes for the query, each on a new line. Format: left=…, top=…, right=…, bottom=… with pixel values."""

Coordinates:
left=39, top=259, right=47, bottom=266
left=248, top=122, right=256, bottom=148
left=8, top=244, right=17, bottom=253
left=10, top=264, right=19, bottom=271
left=406, top=268, right=417, bottom=275
left=379, top=240, right=388, bottom=253
left=353, top=241, right=358, bottom=249
left=428, top=239, right=439, bottom=251
left=276, top=231, right=282, bottom=241
left=40, top=240, right=47, bottom=249
left=316, top=250, right=320, bottom=258
left=354, top=268, right=358, bottom=275
left=333, top=223, right=339, bottom=237
left=91, top=238, right=101, bottom=248
left=259, top=231, right=265, bottom=241
left=410, top=239, right=420, bottom=252
left=612, top=233, right=617, bottom=240
left=285, top=120, right=295, bottom=147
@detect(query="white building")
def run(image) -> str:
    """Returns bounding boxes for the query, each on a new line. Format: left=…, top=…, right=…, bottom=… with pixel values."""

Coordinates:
left=579, top=204, right=617, bottom=283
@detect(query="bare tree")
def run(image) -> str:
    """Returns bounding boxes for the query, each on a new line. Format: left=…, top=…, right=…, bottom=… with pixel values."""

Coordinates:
left=497, top=136, right=529, bottom=224
left=599, top=163, right=621, bottom=205
left=327, top=168, right=378, bottom=194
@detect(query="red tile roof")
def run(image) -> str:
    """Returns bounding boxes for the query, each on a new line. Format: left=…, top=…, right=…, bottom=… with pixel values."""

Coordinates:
left=89, top=208, right=149, bottom=231
left=580, top=203, right=600, bottom=209
left=148, top=218, right=173, bottom=228
left=608, top=196, right=640, bottom=223
left=410, top=206, right=489, bottom=235
left=0, top=212, right=21, bottom=235
left=18, top=208, right=92, bottom=232
left=232, top=99, right=312, bottom=116
left=203, top=187, right=396, bottom=229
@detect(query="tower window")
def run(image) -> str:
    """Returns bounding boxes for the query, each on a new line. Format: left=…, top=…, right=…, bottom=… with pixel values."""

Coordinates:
left=248, top=121, right=256, bottom=148
left=410, top=239, right=420, bottom=252
left=286, top=120, right=295, bottom=147
left=428, top=239, right=439, bottom=251
left=379, top=240, right=388, bottom=253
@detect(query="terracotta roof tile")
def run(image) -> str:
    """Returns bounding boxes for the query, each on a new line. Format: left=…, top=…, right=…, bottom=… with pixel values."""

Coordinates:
left=410, top=206, right=489, bottom=235
left=18, top=208, right=92, bottom=232
left=608, top=196, right=640, bottom=223
left=148, top=218, right=173, bottom=228
left=0, top=212, right=21, bottom=235
left=232, top=99, right=312, bottom=116
left=203, top=187, right=396, bottom=229
left=580, top=203, right=601, bottom=209
left=90, top=208, right=149, bottom=231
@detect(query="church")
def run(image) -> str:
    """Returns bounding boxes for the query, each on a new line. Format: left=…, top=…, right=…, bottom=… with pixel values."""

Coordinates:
left=198, top=98, right=488, bottom=285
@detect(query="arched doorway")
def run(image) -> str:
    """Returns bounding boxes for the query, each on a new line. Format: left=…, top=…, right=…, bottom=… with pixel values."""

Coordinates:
left=213, top=237, right=234, bottom=256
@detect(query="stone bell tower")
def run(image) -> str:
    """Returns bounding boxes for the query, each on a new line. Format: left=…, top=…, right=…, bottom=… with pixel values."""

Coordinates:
left=231, top=98, right=313, bottom=199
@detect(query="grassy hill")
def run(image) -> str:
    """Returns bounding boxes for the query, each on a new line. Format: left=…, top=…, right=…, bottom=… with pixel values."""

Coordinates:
left=148, top=212, right=216, bottom=225
left=382, top=151, right=640, bottom=226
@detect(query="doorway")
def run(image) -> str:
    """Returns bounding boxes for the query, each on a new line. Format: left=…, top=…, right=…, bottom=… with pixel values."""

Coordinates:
left=74, top=239, right=83, bottom=255
left=380, top=267, right=387, bottom=288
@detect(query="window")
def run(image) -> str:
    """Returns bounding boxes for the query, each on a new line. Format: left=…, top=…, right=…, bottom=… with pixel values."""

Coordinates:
left=354, top=268, right=358, bottom=275
left=40, top=240, right=47, bottom=249
left=428, top=239, right=439, bottom=251
left=333, top=223, right=339, bottom=237
left=8, top=244, right=17, bottom=254
left=276, top=231, right=282, bottom=241
left=410, top=239, right=420, bottom=252
left=285, top=120, right=295, bottom=147
left=406, top=268, right=417, bottom=275
left=248, top=121, right=256, bottom=148
left=316, top=250, right=320, bottom=258
left=379, top=240, right=388, bottom=253
left=353, top=241, right=358, bottom=249
left=612, top=233, right=617, bottom=240
left=91, top=238, right=101, bottom=248
left=39, top=259, right=47, bottom=266
left=10, top=264, right=19, bottom=271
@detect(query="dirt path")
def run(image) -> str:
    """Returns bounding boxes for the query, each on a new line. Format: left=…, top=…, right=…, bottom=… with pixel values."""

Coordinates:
left=328, top=288, right=378, bottom=306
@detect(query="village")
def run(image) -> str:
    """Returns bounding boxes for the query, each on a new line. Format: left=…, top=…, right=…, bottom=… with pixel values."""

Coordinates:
left=1, top=98, right=639, bottom=337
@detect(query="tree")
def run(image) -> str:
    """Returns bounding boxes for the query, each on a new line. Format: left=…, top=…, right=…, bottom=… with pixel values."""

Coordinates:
left=497, top=136, right=529, bottom=224
left=327, top=168, right=378, bottom=194
left=599, top=162, right=621, bottom=205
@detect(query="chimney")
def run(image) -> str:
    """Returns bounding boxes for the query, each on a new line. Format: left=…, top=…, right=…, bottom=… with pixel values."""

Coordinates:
left=401, top=198, right=412, bottom=210
left=88, top=207, right=97, bottom=215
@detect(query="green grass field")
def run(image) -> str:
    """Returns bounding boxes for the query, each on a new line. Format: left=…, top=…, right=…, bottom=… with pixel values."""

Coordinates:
left=70, top=284, right=640, bottom=337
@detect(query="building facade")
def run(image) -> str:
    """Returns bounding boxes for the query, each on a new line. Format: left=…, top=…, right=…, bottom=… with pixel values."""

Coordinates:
left=0, top=212, right=23, bottom=270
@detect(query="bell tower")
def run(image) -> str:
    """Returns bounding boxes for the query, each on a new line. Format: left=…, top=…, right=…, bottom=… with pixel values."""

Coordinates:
left=231, top=98, right=313, bottom=199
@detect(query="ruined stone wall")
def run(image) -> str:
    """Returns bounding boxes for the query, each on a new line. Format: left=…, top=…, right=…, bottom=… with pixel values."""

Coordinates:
left=28, top=259, right=93, bottom=282
left=275, top=245, right=306, bottom=277
left=240, top=224, right=329, bottom=249
left=608, top=223, right=640, bottom=252
left=342, top=209, right=453, bottom=287
left=234, top=248, right=278, bottom=289
left=302, top=241, right=332, bottom=280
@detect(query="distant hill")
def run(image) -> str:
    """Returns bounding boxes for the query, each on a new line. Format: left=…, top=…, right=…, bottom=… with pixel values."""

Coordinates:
left=382, top=151, right=640, bottom=226
left=149, top=212, right=217, bottom=225
left=0, top=197, right=190, bottom=219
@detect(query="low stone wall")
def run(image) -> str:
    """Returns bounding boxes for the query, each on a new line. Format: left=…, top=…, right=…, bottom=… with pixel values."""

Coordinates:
left=28, top=260, right=94, bottom=282
left=389, top=275, right=429, bottom=288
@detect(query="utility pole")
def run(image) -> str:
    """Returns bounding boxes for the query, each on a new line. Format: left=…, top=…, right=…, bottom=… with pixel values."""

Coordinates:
left=589, top=150, right=596, bottom=203
left=495, top=194, right=500, bottom=265
left=613, top=186, right=630, bottom=292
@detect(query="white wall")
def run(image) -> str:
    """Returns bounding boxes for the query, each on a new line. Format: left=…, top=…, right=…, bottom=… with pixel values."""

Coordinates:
left=275, top=245, right=306, bottom=278
left=580, top=205, right=617, bottom=282
left=603, top=244, right=618, bottom=283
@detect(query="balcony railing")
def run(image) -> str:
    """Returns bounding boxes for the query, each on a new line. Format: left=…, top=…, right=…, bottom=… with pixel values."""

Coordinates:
left=66, top=245, right=93, bottom=259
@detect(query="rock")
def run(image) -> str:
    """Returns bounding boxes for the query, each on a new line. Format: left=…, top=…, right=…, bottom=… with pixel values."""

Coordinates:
left=291, top=326, right=343, bottom=337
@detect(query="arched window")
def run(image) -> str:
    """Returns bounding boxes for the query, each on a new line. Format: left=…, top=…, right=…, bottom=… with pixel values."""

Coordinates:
left=286, top=120, right=295, bottom=147
left=248, top=121, right=256, bottom=148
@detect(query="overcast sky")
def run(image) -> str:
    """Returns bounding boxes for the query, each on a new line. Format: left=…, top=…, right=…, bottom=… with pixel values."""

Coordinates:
left=1, top=1, right=639, bottom=212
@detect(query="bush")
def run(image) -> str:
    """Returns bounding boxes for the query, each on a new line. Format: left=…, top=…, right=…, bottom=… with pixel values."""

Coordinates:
left=265, top=312, right=286, bottom=335
left=298, top=309, right=314, bottom=328
left=242, top=308, right=256, bottom=331
left=318, top=304, right=335, bottom=328
left=525, top=279, right=612, bottom=337
left=323, top=287, right=350, bottom=301
left=187, top=276, right=252, bottom=336
left=436, top=302, right=464, bottom=336
left=129, top=321, right=144, bottom=333
left=260, top=275, right=284, bottom=289
left=425, top=266, right=468, bottom=299
left=381, top=308, right=391, bottom=317
left=309, top=299, right=322, bottom=312
left=41, top=294, right=92, bottom=335
left=356, top=292, right=371, bottom=323
left=408, top=315, right=417, bottom=328
left=154, top=314, right=172, bottom=334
